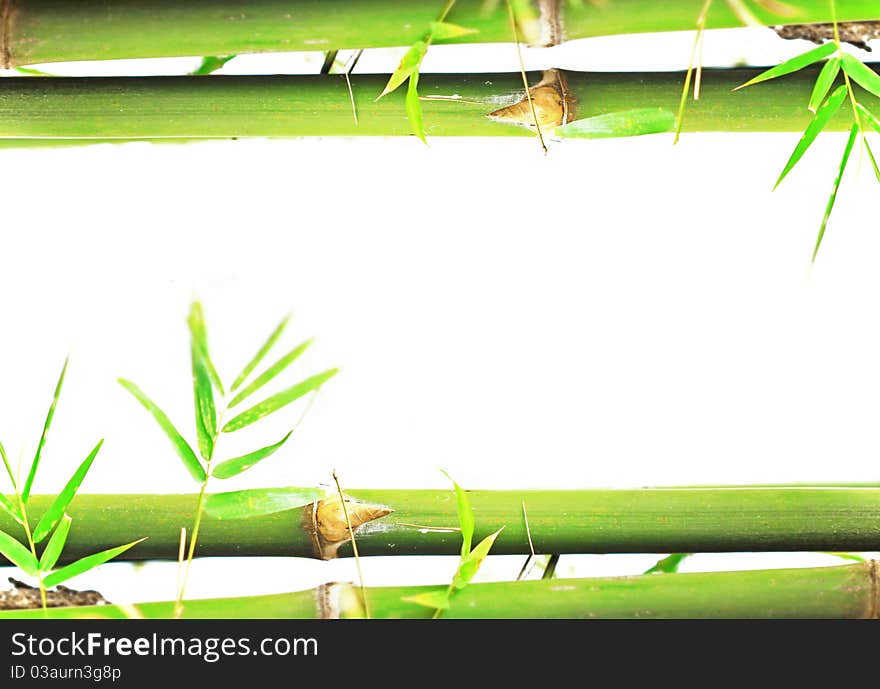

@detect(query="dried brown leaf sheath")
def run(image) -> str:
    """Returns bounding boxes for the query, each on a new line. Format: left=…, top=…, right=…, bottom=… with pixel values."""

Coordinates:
left=306, top=495, right=393, bottom=560
left=486, top=69, right=573, bottom=129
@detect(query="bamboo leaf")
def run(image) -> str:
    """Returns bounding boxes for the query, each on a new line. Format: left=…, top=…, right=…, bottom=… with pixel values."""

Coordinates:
left=222, top=368, right=338, bottom=433
left=14, top=66, right=57, bottom=77
left=429, top=22, right=478, bottom=41
left=32, top=440, right=103, bottom=543
left=118, top=379, right=206, bottom=483
left=808, top=56, right=841, bottom=113
left=406, top=72, right=426, bottom=143
left=230, top=314, right=291, bottom=393
left=0, top=439, right=15, bottom=491
left=858, top=103, right=880, bottom=133
left=204, top=487, right=324, bottom=519
left=645, top=553, right=692, bottom=574
left=22, top=357, right=68, bottom=504
left=864, top=136, right=880, bottom=184
left=555, top=108, right=675, bottom=139
left=187, top=301, right=225, bottom=396
left=451, top=528, right=503, bottom=590
left=775, top=84, right=848, bottom=190
left=840, top=53, right=880, bottom=100
left=191, top=346, right=216, bottom=460
left=39, top=513, right=71, bottom=572
left=378, top=41, right=427, bottom=98
left=211, top=431, right=293, bottom=479
left=0, top=494, right=22, bottom=525
left=823, top=551, right=866, bottom=563
left=229, top=338, right=312, bottom=408
left=811, top=123, right=858, bottom=262
left=0, top=530, right=39, bottom=575
left=402, top=589, right=451, bottom=610
left=734, top=42, right=838, bottom=90
left=191, top=56, right=236, bottom=76
left=43, top=538, right=146, bottom=588
left=441, top=470, right=473, bottom=557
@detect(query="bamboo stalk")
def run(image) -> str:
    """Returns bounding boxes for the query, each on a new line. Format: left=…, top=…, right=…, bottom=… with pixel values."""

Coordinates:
left=1, top=0, right=877, bottom=67
left=1, top=67, right=877, bottom=143
left=3, top=487, right=880, bottom=561
left=1, top=562, right=876, bottom=618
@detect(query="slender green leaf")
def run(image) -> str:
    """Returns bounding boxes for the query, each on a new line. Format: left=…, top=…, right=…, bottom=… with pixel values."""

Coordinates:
left=230, top=314, right=291, bottom=393
left=191, top=346, right=216, bottom=461
left=775, top=84, right=848, bottom=190
left=812, top=124, right=858, bottom=262
left=441, top=470, right=473, bottom=557
left=407, top=71, right=426, bottom=143
left=378, top=41, right=427, bottom=98
left=429, top=22, right=478, bottom=41
left=402, top=589, right=451, bottom=610
left=823, top=551, right=866, bottom=563
left=0, top=439, right=15, bottom=491
left=118, top=379, right=206, bottom=482
left=32, top=440, right=103, bottom=543
left=645, top=553, right=692, bottom=574
left=191, top=56, right=236, bottom=76
left=556, top=108, right=675, bottom=139
left=451, top=528, right=503, bottom=590
left=864, top=136, right=880, bottom=184
left=809, top=57, right=841, bottom=113
left=0, top=530, right=38, bottom=575
left=0, top=494, right=22, bottom=525
left=229, top=338, right=312, bottom=408
left=858, top=103, right=880, bottom=133
left=204, top=487, right=325, bottom=519
left=734, top=42, right=838, bottom=90
left=39, top=513, right=71, bottom=571
left=840, top=53, right=880, bottom=99
left=187, top=301, right=225, bottom=396
left=14, top=66, right=57, bottom=77
left=222, top=368, right=338, bottom=432
left=43, top=538, right=146, bottom=588
left=212, top=431, right=293, bottom=479
left=22, top=357, right=68, bottom=503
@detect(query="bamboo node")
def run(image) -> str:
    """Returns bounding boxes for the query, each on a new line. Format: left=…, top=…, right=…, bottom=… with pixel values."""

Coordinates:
left=318, top=582, right=362, bottom=619
left=306, top=494, right=393, bottom=560
left=870, top=560, right=879, bottom=620
left=485, top=68, right=574, bottom=130
left=0, top=0, right=11, bottom=69
left=537, top=0, right=564, bottom=47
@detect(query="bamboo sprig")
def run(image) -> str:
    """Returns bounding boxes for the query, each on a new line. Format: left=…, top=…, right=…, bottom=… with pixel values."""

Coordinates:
left=117, top=301, right=337, bottom=611
left=3, top=562, right=876, bottom=619
left=735, top=2, right=880, bottom=261
left=0, top=360, right=144, bottom=611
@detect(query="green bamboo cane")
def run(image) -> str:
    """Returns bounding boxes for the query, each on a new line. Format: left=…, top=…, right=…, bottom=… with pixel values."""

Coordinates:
left=1, top=562, right=876, bottom=618
left=2, top=487, right=879, bottom=561
left=0, top=66, right=877, bottom=143
left=1, top=0, right=877, bottom=67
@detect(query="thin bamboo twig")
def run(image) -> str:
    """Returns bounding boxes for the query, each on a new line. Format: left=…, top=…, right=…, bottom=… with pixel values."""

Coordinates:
left=2, top=562, right=876, bottom=619
left=4, top=487, right=880, bottom=561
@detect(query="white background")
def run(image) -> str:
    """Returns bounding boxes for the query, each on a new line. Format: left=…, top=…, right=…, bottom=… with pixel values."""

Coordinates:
left=1, top=28, right=879, bottom=603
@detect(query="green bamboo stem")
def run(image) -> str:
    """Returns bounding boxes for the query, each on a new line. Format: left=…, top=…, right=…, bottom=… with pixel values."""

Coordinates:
left=1, top=0, right=877, bottom=67
left=2, top=562, right=876, bottom=618
left=3, top=487, right=879, bottom=561
left=1, top=66, right=878, bottom=142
